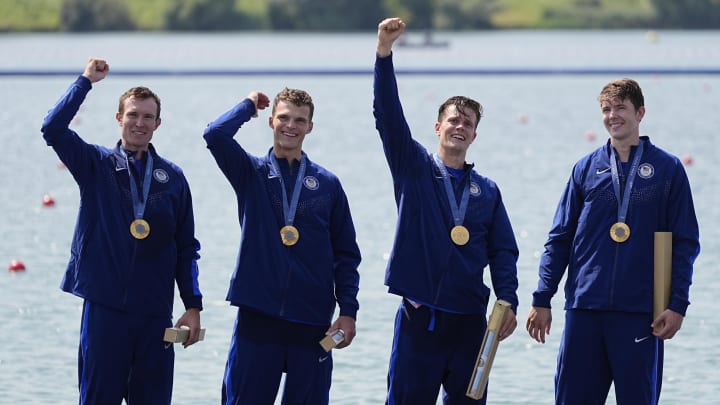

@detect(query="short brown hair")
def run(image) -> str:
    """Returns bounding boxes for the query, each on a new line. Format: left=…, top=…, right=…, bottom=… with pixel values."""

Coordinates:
left=598, top=78, right=644, bottom=110
left=272, top=87, right=314, bottom=120
left=438, top=96, right=483, bottom=129
left=118, top=86, right=161, bottom=118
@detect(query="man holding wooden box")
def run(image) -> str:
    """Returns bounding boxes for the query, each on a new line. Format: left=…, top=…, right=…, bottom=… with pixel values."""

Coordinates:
left=526, top=78, right=700, bottom=404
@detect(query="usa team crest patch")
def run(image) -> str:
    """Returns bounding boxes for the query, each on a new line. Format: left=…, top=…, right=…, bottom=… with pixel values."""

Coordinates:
left=153, top=169, right=170, bottom=183
left=638, top=163, right=654, bottom=179
left=303, top=176, right=319, bottom=190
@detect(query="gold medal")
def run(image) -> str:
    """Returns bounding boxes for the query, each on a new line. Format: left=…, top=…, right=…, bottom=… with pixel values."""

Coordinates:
left=280, top=225, right=299, bottom=246
left=450, top=225, right=470, bottom=246
left=130, top=219, right=150, bottom=240
left=610, top=222, right=630, bottom=243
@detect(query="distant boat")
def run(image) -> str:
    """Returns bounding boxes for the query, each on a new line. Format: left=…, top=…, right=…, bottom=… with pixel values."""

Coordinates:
left=398, top=30, right=449, bottom=48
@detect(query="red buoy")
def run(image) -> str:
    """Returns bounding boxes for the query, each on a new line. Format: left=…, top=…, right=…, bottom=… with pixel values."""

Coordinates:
left=585, top=131, right=597, bottom=142
left=8, top=259, right=26, bottom=272
left=42, top=194, right=56, bottom=207
left=681, top=154, right=694, bottom=166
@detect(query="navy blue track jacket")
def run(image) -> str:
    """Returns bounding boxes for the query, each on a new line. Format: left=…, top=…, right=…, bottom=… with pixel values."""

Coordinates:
left=41, top=76, right=203, bottom=317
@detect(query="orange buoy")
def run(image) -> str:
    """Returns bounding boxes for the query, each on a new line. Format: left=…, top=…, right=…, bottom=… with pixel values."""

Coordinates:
left=8, top=259, right=26, bottom=272
left=42, top=194, right=56, bottom=207
left=517, top=114, right=529, bottom=124
left=681, top=154, right=693, bottom=166
left=585, top=131, right=597, bottom=142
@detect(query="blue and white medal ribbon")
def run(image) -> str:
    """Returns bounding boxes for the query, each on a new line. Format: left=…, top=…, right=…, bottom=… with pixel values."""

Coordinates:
left=609, top=140, right=644, bottom=243
left=433, top=153, right=471, bottom=245
left=270, top=152, right=307, bottom=246
left=124, top=150, right=154, bottom=240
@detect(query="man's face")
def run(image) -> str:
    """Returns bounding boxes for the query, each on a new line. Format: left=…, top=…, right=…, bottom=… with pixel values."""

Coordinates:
left=269, top=100, right=313, bottom=159
left=601, top=97, right=644, bottom=142
left=116, top=96, right=160, bottom=151
left=435, top=105, right=478, bottom=153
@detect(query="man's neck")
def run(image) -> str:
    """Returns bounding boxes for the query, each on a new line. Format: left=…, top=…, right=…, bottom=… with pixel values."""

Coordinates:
left=438, top=149, right=466, bottom=169
left=123, top=144, right=148, bottom=160
left=610, top=136, right=640, bottom=162
left=273, top=149, right=302, bottom=166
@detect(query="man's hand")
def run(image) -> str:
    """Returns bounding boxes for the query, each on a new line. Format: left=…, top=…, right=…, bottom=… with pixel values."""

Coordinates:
left=175, top=308, right=202, bottom=348
left=327, top=315, right=356, bottom=349
left=82, top=57, right=109, bottom=83
left=652, top=309, right=684, bottom=340
left=526, top=306, right=552, bottom=344
left=498, top=308, right=517, bottom=341
left=377, top=17, right=405, bottom=57
left=247, top=91, right=270, bottom=118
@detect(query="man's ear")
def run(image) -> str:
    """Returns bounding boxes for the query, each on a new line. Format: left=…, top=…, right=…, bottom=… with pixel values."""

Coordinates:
left=636, top=105, right=646, bottom=122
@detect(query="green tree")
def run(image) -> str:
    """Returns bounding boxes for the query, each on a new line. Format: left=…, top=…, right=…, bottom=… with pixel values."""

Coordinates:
left=434, top=0, right=496, bottom=29
left=60, top=0, right=134, bottom=31
left=651, top=0, right=720, bottom=28
left=405, top=0, right=434, bottom=29
left=267, top=0, right=385, bottom=31
left=540, top=0, right=654, bottom=29
left=165, top=0, right=262, bottom=30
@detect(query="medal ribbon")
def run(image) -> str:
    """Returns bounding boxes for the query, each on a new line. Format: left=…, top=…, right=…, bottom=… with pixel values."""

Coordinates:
left=123, top=149, right=154, bottom=220
left=270, top=153, right=307, bottom=226
left=433, top=153, right=470, bottom=227
left=609, top=140, right=644, bottom=224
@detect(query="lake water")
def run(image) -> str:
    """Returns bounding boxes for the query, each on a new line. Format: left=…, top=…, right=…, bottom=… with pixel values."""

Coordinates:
left=1, top=30, right=718, bottom=404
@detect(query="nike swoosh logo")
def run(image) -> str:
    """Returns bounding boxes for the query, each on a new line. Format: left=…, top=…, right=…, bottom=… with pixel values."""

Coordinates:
left=634, top=336, right=651, bottom=343
left=165, top=343, right=173, bottom=349
left=596, top=168, right=610, bottom=174
left=319, top=356, right=329, bottom=363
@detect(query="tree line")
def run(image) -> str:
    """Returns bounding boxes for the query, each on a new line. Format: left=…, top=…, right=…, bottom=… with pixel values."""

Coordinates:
left=57, top=0, right=720, bottom=32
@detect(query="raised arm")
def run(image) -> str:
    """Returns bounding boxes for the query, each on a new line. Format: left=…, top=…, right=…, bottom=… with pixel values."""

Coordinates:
left=373, top=18, right=427, bottom=183
left=41, top=58, right=111, bottom=183
left=82, top=57, right=109, bottom=83
left=203, top=91, right=270, bottom=195
left=377, top=17, right=405, bottom=57
left=246, top=91, right=270, bottom=117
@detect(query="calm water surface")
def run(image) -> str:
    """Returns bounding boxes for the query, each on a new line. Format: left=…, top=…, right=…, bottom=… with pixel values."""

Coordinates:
left=1, top=31, right=718, bottom=404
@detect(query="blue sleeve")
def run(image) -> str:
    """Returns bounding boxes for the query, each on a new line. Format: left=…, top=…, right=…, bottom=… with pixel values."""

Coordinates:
left=373, top=54, right=427, bottom=182
left=666, top=160, right=700, bottom=316
left=41, top=75, right=91, bottom=137
left=203, top=98, right=257, bottom=193
left=175, top=171, right=203, bottom=310
left=487, top=189, right=520, bottom=313
left=330, top=182, right=362, bottom=319
left=40, top=75, right=97, bottom=185
left=532, top=169, right=583, bottom=308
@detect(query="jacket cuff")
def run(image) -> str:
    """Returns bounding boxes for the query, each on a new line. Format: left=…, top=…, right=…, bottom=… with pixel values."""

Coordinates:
left=339, top=307, right=357, bottom=320
left=668, top=298, right=688, bottom=317
left=531, top=292, right=552, bottom=308
left=182, top=296, right=203, bottom=312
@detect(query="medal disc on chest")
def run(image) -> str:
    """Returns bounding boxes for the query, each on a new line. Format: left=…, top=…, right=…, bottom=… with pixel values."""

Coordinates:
left=280, top=225, right=299, bottom=246
left=610, top=222, right=630, bottom=243
left=130, top=219, right=150, bottom=240
left=450, top=225, right=470, bottom=246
